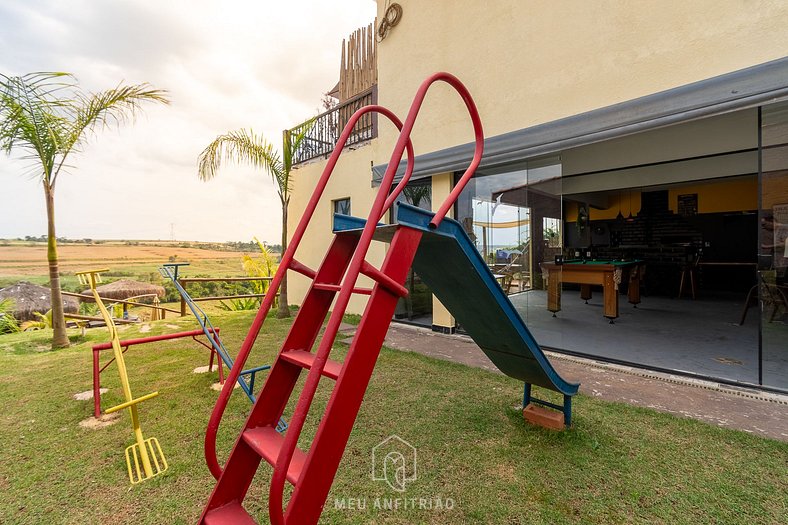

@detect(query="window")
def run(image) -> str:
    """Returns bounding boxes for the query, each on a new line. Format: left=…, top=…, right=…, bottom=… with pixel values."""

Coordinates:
left=333, top=197, right=351, bottom=216
left=331, top=197, right=353, bottom=232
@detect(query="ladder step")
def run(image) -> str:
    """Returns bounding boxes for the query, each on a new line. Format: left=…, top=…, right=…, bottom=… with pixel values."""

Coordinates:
left=289, top=258, right=317, bottom=279
left=280, top=350, right=343, bottom=380
left=313, top=282, right=372, bottom=295
left=203, top=501, right=256, bottom=525
left=242, top=426, right=306, bottom=485
left=360, top=260, right=409, bottom=297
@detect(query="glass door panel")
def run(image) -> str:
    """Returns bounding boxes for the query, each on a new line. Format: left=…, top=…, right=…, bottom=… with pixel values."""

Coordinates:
left=392, top=181, right=433, bottom=325
left=759, top=101, right=788, bottom=389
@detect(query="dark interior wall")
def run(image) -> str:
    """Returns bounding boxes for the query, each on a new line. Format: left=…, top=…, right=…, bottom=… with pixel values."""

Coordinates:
left=566, top=190, right=757, bottom=294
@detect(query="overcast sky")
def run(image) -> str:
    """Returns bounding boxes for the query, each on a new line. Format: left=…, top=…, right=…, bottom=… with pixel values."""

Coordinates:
left=0, top=0, right=376, bottom=243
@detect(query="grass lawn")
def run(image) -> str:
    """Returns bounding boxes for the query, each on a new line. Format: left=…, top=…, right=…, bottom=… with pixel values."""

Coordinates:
left=0, top=310, right=786, bottom=524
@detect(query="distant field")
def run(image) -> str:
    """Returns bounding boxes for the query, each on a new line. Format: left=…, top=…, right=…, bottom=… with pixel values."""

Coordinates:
left=0, top=242, right=268, bottom=289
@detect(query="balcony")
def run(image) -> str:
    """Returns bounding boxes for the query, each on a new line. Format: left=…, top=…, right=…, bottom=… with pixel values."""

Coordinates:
left=287, top=86, right=377, bottom=166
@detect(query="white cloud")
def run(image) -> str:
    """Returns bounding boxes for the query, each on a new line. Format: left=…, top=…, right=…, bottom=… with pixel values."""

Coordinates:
left=0, top=0, right=377, bottom=242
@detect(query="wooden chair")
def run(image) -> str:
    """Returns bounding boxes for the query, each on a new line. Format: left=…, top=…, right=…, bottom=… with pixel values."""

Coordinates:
left=494, top=252, right=530, bottom=294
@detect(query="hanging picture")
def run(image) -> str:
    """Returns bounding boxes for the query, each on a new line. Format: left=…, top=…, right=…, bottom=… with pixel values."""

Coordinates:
left=677, top=193, right=698, bottom=217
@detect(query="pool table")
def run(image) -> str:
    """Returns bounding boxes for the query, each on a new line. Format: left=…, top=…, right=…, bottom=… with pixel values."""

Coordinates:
left=540, top=259, right=645, bottom=322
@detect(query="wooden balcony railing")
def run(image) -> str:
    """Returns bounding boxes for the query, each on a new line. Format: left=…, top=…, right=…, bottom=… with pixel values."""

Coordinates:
left=287, top=86, right=377, bottom=165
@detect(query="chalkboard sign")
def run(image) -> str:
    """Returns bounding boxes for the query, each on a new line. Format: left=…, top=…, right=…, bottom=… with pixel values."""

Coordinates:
left=678, top=193, right=698, bottom=217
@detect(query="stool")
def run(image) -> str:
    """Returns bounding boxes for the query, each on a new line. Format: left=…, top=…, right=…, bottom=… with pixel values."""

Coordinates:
left=678, top=263, right=696, bottom=299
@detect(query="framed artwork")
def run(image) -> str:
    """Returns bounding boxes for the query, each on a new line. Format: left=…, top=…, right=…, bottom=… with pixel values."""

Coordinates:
left=678, top=193, right=698, bottom=217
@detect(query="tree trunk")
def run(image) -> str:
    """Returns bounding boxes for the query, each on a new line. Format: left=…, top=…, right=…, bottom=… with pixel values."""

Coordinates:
left=276, top=203, right=290, bottom=318
left=45, top=183, right=69, bottom=348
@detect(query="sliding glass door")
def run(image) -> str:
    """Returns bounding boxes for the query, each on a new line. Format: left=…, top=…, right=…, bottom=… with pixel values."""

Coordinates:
left=759, top=101, right=788, bottom=389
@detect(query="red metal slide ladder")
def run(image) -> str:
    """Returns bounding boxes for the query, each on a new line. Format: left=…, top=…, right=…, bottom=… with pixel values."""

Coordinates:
left=198, top=72, right=484, bottom=525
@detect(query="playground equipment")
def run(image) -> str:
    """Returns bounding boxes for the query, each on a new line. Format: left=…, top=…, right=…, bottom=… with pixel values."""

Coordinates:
left=197, top=72, right=578, bottom=524
left=76, top=269, right=167, bottom=485
left=91, top=328, right=224, bottom=418
left=158, top=263, right=286, bottom=432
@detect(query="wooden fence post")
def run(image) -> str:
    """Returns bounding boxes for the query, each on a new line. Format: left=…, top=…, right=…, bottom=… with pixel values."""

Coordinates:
left=179, top=280, right=187, bottom=317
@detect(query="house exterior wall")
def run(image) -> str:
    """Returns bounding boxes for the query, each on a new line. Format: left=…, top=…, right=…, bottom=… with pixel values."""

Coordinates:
left=287, top=143, right=384, bottom=312
left=431, top=172, right=455, bottom=328
left=374, top=0, right=788, bottom=157
left=287, top=0, right=788, bottom=314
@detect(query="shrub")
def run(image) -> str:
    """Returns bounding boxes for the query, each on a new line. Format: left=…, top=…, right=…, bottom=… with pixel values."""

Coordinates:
left=0, top=299, right=20, bottom=334
left=217, top=297, right=259, bottom=311
left=20, top=310, right=52, bottom=331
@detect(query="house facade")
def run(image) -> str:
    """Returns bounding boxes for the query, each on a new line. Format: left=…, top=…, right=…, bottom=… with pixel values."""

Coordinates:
left=286, top=1, right=788, bottom=391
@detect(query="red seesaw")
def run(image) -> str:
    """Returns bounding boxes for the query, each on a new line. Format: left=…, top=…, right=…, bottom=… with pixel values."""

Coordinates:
left=91, top=328, right=224, bottom=418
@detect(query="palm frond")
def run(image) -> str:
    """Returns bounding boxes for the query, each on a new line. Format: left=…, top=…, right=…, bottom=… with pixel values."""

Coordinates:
left=0, top=73, right=69, bottom=180
left=70, top=83, right=169, bottom=138
left=20, top=309, right=52, bottom=331
left=197, top=128, right=285, bottom=199
left=1, top=73, right=169, bottom=187
left=241, top=236, right=278, bottom=294
left=53, top=83, right=169, bottom=185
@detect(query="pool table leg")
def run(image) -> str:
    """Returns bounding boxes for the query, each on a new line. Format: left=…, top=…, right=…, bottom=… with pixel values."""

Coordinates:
left=547, top=273, right=561, bottom=317
left=580, top=284, right=592, bottom=304
left=603, top=271, right=619, bottom=323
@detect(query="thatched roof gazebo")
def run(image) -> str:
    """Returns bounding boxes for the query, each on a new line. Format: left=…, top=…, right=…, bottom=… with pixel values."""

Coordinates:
left=81, top=279, right=165, bottom=303
left=0, top=281, right=79, bottom=321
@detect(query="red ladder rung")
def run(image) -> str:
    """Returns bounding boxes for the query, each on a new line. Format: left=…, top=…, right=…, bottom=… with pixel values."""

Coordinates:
left=289, top=258, right=317, bottom=279
left=280, top=350, right=343, bottom=380
left=360, top=260, right=409, bottom=297
left=203, top=501, right=256, bottom=525
left=313, top=282, right=372, bottom=295
left=243, top=426, right=306, bottom=485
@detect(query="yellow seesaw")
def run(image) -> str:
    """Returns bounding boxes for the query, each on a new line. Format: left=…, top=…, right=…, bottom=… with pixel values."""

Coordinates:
left=77, top=269, right=167, bottom=484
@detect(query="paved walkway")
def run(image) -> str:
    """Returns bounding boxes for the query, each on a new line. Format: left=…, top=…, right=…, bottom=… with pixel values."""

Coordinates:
left=378, top=323, right=788, bottom=442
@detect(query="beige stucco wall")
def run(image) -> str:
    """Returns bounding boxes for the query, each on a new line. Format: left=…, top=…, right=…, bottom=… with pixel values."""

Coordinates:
left=430, top=172, right=455, bottom=328
left=287, top=142, right=385, bottom=314
left=375, top=0, right=788, bottom=157
left=287, top=0, right=788, bottom=315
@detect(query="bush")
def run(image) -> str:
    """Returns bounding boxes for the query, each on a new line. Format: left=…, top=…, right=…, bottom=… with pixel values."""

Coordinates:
left=0, top=299, right=20, bottom=334
left=78, top=302, right=99, bottom=316
left=217, top=297, right=260, bottom=311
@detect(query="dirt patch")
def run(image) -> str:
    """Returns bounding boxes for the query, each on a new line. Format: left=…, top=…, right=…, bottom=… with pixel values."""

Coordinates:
left=193, top=366, right=219, bottom=374
left=490, top=463, right=517, bottom=482
left=73, top=388, right=108, bottom=401
left=79, top=413, right=120, bottom=429
left=211, top=381, right=239, bottom=391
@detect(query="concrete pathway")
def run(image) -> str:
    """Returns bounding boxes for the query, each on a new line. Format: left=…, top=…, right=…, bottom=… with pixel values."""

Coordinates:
left=379, top=323, right=788, bottom=442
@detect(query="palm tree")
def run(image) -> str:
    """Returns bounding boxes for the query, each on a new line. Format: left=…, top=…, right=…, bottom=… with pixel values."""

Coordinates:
left=197, top=125, right=311, bottom=318
left=0, top=72, right=169, bottom=348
